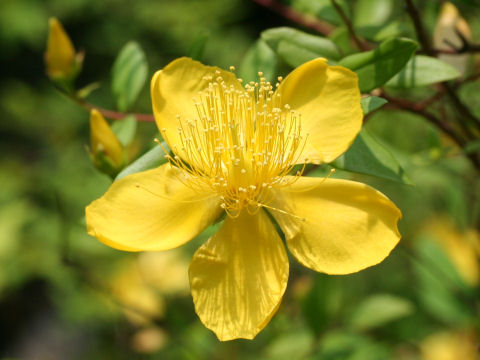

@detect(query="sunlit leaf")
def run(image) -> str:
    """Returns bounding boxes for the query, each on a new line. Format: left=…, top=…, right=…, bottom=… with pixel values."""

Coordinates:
left=338, top=38, right=418, bottom=92
left=111, top=41, right=148, bottom=112
left=386, top=55, right=460, bottom=88
left=361, top=96, right=387, bottom=115
left=333, top=129, right=412, bottom=184
left=349, top=294, right=414, bottom=331
left=111, top=115, right=137, bottom=147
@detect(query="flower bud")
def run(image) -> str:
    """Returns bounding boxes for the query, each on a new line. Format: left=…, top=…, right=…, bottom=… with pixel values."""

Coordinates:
left=45, top=17, right=77, bottom=80
left=90, top=109, right=124, bottom=174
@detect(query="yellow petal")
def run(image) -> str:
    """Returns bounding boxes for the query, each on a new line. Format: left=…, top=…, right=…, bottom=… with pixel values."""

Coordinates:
left=189, top=210, right=288, bottom=341
left=270, top=177, right=401, bottom=274
left=45, top=17, right=76, bottom=78
left=90, top=109, right=124, bottom=167
left=86, top=164, right=221, bottom=251
left=151, top=57, right=243, bottom=170
left=276, top=58, right=362, bottom=164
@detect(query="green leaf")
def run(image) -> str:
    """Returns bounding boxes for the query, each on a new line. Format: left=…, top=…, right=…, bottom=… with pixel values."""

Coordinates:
left=110, top=115, right=137, bottom=147
left=261, top=27, right=341, bottom=68
left=333, top=129, right=412, bottom=184
left=111, top=41, right=148, bottom=112
left=188, top=32, right=209, bottom=61
left=264, top=330, right=314, bottom=360
left=239, top=39, right=278, bottom=84
left=386, top=55, right=460, bottom=88
left=354, top=0, right=394, bottom=28
left=349, top=294, right=414, bottom=331
left=361, top=96, right=387, bottom=115
left=413, top=238, right=473, bottom=325
left=115, top=142, right=169, bottom=181
left=338, top=38, right=418, bottom=92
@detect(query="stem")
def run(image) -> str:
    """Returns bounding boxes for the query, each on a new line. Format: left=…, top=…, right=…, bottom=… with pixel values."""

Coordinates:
left=252, top=0, right=334, bottom=36
left=404, top=0, right=433, bottom=56
left=73, top=96, right=155, bottom=122
left=330, top=0, right=367, bottom=51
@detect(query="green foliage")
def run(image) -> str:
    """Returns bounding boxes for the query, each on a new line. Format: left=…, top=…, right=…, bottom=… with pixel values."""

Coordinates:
left=111, top=41, right=148, bottom=112
left=334, top=129, right=412, bottom=184
left=115, top=141, right=169, bottom=181
left=3, top=0, right=480, bottom=357
left=261, top=27, right=341, bottom=67
left=386, top=55, right=460, bottom=88
left=348, top=294, right=415, bottom=331
left=360, top=96, right=388, bottom=114
left=339, top=38, right=418, bottom=92
left=239, top=39, right=278, bottom=83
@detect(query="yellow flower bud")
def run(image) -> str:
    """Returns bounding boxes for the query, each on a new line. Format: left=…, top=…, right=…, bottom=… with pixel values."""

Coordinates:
left=90, top=109, right=124, bottom=169
left=45, top=17, right=76, bottom=79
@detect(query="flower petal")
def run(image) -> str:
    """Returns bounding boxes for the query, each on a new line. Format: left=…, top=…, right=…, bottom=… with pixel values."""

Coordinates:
left=86, top=164, right=221, bottom=251
left=151, top=57, right=242, bottom=170
left=189, top=210, right=289, bottom=341
left=276, top=58, right=363, bottom=164
left=270, top=177, right=401, bottom=274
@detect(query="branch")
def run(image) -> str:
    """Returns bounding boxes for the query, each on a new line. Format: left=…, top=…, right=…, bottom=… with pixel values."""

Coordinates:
left=404, top=0, right=434, bottom=56
left=75, top=97, right=155, bottom=122
left=252, top=0, right=334, bottom=36
left=330, top=0, right=367, bottom=51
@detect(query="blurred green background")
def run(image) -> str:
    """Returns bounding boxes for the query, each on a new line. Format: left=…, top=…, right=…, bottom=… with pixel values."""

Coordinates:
left=1, top=0, right=479, bottom=359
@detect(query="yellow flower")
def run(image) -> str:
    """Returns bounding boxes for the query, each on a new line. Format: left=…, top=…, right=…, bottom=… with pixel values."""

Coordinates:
left=89, top=109, right=124, bottom=171
left=45, top=17, right=77, bottom=79
left=86, top=57, right=402, bottom=340
left=420, top=330, right=478, bottom=360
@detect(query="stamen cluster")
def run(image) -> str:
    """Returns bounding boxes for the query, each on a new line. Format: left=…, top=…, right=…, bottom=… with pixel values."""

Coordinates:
left=162, top=70, right=306, bottom=217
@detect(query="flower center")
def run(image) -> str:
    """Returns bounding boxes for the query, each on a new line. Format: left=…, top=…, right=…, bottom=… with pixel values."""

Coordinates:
left=163, top=70, right=306, bottom=217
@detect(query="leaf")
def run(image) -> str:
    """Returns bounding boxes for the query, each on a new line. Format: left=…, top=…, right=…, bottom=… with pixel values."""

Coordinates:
left=413, top=238, right=473, bottom=325
left=338, top=38, right=418, bottom=92
left=115, top=142, right=169, bottom=181
left=111, top=41, right=148, bottom=112
left=386, top=55, right=460, bottom=88
left=349, top=294, right=414, bottom=331
left=188, top=32, right=209, bottom=61
left=354, top=0, right=394, bottom=28
left=239, top=39, right=278, bottom=84
left=261, top=27, right=341, bottom=68
left=333, top=129, right=412, bottom=184
left=110, top=115, right=137, bottom=147
left=264, top=330, right=314, bottom=360
left=360, top=96, right=387, bottom=115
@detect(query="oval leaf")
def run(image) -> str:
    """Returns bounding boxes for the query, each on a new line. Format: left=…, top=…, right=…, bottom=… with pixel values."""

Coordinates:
left=349, top=294, right=414, bottom=331
left=239, top=39, right=278, bottom=84
left=361, top=96, right=388, bottom=115
left=338, top=38, right=418, bottom=92
left=262, top=27, right=341, bottom=67
left=386, top=55, right=460, bottom=88
left=333, top=128, right=412, bottom=184
left=112, top=41, right=148, bottom=112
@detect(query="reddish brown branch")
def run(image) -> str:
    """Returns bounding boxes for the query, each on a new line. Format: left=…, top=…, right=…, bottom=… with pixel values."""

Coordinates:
left=405, top=0, right=434, bottom=56
left=252, top=0, right=334, bottom=36
left=330, top=0, right=367, bottom=51
left=75, top=98, right=155, bottom=122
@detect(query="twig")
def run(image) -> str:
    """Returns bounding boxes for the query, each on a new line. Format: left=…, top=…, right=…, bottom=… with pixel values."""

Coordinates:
left=74, top=97, right=155, bottom=122
left=252, top=0, right=334, bottom=36
left=404, top=0, right=434, bottom=56
left=330, top=0, right=367, bottom=51
left=383, top=94, right=480, bottom=170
